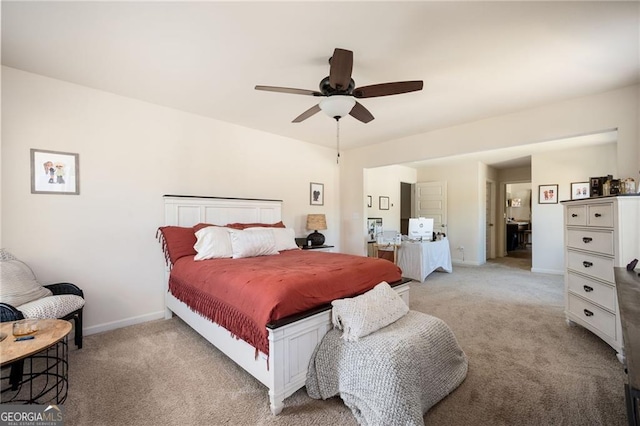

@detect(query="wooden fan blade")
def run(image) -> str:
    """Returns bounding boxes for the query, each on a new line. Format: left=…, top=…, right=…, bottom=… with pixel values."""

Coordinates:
left=329, top=48, right=353, bottom=91
left=255, top=85, right=322, bottom=96
left=292, top=104, right=321, bottom=123
left=349, top=101, right=374, bottom=123
left=353, top=81, right=423, bottom=98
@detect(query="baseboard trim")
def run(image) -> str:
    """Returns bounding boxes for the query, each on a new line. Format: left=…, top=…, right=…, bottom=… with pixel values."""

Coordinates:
left=531, top=268, right=564, bottom=275
left=452, top=259, right=482, bottom=266
left=83, top=311, right=166, bottom=336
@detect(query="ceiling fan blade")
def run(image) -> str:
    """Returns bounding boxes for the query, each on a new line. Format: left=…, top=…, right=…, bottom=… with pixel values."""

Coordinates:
left=329, top=48, right=353, bottom=91
left=255, top=85, right=322, bottom=96
left=353, top=81, right=423, bottom=98
left=292, top=104, right=322, bottom=123
left=349, top=101, right=374, bottom=123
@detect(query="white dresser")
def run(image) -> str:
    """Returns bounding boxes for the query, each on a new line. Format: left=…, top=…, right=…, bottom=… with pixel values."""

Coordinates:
left=562, top=195, right=640, bottom=361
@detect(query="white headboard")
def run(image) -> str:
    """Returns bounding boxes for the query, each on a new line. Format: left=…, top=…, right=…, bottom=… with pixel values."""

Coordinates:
left=164, top=195, right=283, bottom=227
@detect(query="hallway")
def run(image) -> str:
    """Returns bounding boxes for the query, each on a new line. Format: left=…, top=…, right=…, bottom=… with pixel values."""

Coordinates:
left=489, top=247, right=532, bottom=271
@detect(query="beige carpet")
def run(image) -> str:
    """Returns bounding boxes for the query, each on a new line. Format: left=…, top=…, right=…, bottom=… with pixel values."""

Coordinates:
left=64, top=263, right=627, bottom=425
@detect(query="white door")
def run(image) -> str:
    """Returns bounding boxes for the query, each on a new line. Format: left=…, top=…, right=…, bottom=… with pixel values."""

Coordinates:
left=485, top=181, right=494, bottom=260
left=414, top=181, right=447, bottom=234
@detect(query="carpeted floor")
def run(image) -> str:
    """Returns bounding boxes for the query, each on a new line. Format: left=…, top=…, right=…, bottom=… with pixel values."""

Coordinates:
left=63, top=262, right=627, bottom=425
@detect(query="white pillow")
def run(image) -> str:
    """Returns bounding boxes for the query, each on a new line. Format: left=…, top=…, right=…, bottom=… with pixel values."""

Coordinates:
left=245, top=227, right=298, bottom=251
left=331, top=281, right=409, bottom=341
left=193, top=227, right=233, bottom=260
left=229, top=229, right=279, bottom=259
left=272, top=228, right=299, bottom=251
left=0, top=251, right=53, bottom=307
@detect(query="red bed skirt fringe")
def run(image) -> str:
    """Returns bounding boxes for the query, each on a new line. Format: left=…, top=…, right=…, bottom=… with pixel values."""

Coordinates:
left=169, top=275, right=270, bottom=355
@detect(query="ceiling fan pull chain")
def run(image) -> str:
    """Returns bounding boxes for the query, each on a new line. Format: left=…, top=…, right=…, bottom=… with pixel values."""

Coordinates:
left=336, top=118, right=340, bottom=164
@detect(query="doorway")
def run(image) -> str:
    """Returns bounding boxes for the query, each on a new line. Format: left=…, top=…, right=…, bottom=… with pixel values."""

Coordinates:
left=400, top=182, right=412, bottom=235
left=503, top=182, right=532, bottom=266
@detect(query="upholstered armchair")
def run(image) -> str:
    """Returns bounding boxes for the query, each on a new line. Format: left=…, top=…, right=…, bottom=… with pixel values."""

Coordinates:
left=0, top=249, right=84, bottom=349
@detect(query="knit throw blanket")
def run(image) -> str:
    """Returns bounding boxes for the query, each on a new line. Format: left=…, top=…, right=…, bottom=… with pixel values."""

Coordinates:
left=306, top=311, right=468, bottom=426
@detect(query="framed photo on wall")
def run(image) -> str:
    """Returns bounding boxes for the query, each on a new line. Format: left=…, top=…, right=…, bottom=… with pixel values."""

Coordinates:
left=367, top=195, right=372, bottom=208
left=30, top=149, right=80, bottom=195
left=571, top=182, right=590, bottom=200
left=310, top=182, right=324, bottom=205
left=538, top=184, right=558, bottom=204
left=379, top=196, right=390, bottom=210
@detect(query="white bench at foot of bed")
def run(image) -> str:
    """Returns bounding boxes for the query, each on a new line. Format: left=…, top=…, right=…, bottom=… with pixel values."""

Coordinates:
left=166, top=283, right=410, bottom=414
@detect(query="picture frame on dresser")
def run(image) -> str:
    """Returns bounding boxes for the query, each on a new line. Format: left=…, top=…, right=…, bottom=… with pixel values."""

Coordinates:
left=571, top=182, right=590, bottom=200
left=538, top=184, right=558, bottom=204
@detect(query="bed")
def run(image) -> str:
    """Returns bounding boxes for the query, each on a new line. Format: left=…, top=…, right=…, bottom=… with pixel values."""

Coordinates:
left=160, top=195, right=411, bottom=414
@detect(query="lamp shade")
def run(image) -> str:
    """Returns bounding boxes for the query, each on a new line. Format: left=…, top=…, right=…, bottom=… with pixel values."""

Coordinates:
left=319, top=96, right=356, bottom=119
left=306, top=214, right=327, bottom=231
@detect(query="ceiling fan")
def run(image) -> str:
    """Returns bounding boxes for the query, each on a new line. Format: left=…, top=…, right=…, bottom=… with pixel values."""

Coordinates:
left=255, top=48, right=423, bottom=124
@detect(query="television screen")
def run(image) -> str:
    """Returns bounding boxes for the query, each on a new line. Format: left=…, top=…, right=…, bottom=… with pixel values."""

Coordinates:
left=408, top=217, right=434, bottom=241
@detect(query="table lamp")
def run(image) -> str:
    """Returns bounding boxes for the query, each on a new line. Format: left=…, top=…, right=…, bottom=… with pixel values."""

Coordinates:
left=306, top=214, right=327, bottom=246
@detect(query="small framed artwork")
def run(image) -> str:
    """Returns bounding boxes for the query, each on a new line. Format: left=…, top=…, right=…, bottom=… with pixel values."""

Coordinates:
left=30, top=149, right=79, bottom=195
left=310, top=182, right=324, bottom=206
left=367, top=195, right=372, bottom=208
left=367, top=217, right=383, bottom=242
left=571, top=182, right=590, bottom=200
left=538, top=184, right=558, bottom=204
left=379, top=196, right=390, bottom=210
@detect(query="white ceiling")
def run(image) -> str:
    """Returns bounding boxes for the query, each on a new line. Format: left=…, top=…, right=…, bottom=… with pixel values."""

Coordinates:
left=2, top=1, right=638, bottom=162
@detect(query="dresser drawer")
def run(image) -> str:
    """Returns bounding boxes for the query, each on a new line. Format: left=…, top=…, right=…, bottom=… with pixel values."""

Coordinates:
left=586, top=203, right=614, bottom=228
left=566, top=205, right=587, bottom=226
left=567, top=272, right=616, bottom=311
left=567, top=293, right=616, bottom=340
left=566, top=229, right=614, bottom=255
left=567, top=250, right=614, bottom=283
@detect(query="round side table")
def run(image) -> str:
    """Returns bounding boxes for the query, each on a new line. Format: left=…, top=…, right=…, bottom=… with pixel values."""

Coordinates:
left=1, top=319, right=72, bottom=404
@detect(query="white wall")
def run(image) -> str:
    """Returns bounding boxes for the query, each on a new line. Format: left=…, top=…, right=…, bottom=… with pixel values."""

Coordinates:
left=531, top=143, right=617, bottom=274
left=1, top=67, right=340, bottom=334
left=364, top=165, right=417, bottom=238
left=341, top=85, right=639, bottom=266
left=416, top=161, right=482, bottom=265
left=498, top=166, right=532, bottom=183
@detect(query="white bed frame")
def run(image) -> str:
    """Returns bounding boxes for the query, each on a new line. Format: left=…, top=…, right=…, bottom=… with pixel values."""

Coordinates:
left=163, top=195, right=410, bottom=414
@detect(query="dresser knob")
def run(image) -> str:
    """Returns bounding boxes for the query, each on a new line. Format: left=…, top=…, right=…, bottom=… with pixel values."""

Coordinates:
left=594, top=213, right=602, bottom=218
left=582, top=261, right=593, bottom=268
left=584, top=309, right=594, bottom=317
left=583, top=285, right=594, bottom=292
left=582, top=237, right=592, bottom=243
left=571, top=213, right=578, bottom=218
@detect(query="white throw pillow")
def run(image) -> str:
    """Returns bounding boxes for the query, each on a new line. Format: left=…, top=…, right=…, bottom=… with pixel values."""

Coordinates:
left=18, top=294, right=85, bottom=319
left=331, top=281, right=409, bottom=341
left=229, top=229, right=279, bottom=259
left=272, top=228, right=299, bottom=251
left=193, top=227, right=233, bottom=260
left=0, top=251, right=52, bottom=307
left=245, top=227, right=299, bottom=251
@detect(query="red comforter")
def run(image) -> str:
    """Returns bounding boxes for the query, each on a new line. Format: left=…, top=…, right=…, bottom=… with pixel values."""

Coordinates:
left=168, top=250, right=402, bottom=354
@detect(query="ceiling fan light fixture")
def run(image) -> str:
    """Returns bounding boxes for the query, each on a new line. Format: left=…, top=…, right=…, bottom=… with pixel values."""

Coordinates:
left=319, top=95, right=356, bottom=119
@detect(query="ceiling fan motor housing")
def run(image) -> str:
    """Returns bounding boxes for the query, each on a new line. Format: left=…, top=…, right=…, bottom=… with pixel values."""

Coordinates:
left=320, top=76, right=355, bottom=95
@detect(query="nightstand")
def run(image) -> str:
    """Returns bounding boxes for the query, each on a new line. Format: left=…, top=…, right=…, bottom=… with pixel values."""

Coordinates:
left=301, top=245, right=334, bottom=253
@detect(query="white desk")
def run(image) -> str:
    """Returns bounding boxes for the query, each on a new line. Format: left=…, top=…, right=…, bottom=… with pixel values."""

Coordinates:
left=397, top=238, right=452, bottom=282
